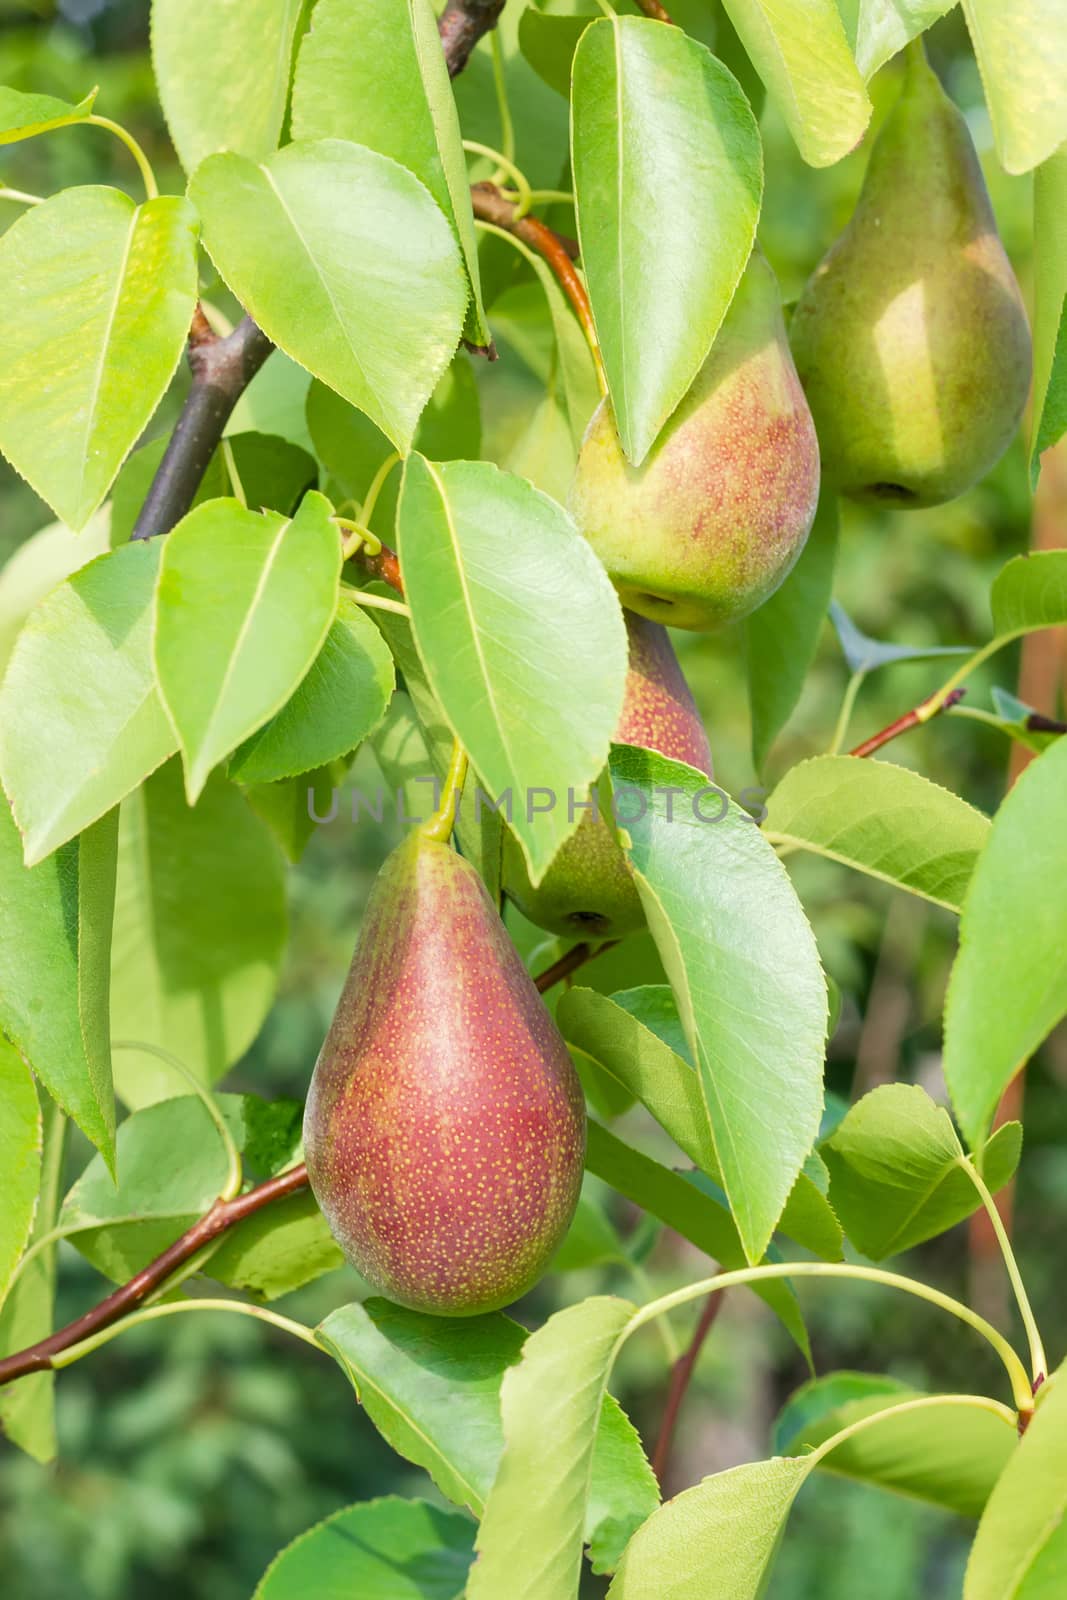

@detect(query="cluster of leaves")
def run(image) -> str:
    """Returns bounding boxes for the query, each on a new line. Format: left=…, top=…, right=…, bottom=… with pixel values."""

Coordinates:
left=1, top=1, right=1067, bottom=1597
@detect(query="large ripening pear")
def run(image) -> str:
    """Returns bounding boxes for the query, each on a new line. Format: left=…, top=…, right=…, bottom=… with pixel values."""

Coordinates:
left=790, top=44, right=1031, bottom=508
left=501, top=610, right=713, bottom=938
left=304, top=831, right=585, bottom=1316
left=570, top=250, right=820, bottom=631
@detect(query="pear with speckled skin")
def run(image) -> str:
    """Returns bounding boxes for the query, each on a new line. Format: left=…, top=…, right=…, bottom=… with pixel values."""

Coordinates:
left=569, top=250, right=820, bottom=632
left=501, top=609, right=713, bottom=938
left=789, top=44, right=1031, bottom=508
left=303, top=831, right=585, bottom=1316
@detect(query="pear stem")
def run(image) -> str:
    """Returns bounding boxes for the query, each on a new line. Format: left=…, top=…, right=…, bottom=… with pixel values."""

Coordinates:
left=421, top=740, right=470, bottom=844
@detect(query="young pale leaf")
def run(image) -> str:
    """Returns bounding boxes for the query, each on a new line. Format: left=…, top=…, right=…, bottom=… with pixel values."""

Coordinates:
left=467, top=1296, right=636, bottom=1600
left=835, top=0, right=955, bottom=80
left=763, top=756, right=991, bottom=913
left=151, top=0, right=304, bottom=173
left=719, top=0, right=870, bottom=166
left=397, top=455, right=628, bottom=884
left=965, top=1361, right=1067, bottom=1596
left=0, top=187, right=198, bottom=530
left=0, top=85, right=97, bottom=142
left=572, top=16, right=762, bottom=464
left=0, top=803, right=115, bottom=1164
left=229, top=594, right=395, bottom=786
left=944, top=736, right=1067, bottom=1148
left=1031, top=148, right=1067, bottom=477
left=155, top=494, right=341, bottom=802
left=822, top=1084, right=1021, bottom=1258
left=191, top=141, right=467, bottom=452
left=990, top=550, right=1067, bottom=639
left=0, top=1100, right=63, bottom=1461
left=609, top=747, right=826, bottom=1263
left=254, top=1497, right=475, bottom=1600
left=0, top=542, right=175, bottom=864
left=109, top=760, right=286, bottom=1106
left=746, top=493, right=838, bottom=774
left=776, top=1373, right=1015, bottom=1519
left=291, top=0, right=488, bottom=343
left=0, top=509, right=113, bottom=678
left=0, top=1035, right=41, bottom=1302
left=961, top=0, right=1067, bottom=175
left=607, top=1456, right=815, bottom=1599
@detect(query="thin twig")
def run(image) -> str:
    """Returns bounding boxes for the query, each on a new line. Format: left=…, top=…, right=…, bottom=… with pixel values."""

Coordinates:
left=634, top=0, right=675, bottom=20
left=848, top=687, right=966, bottom=759
left=651, top=1289, right=724, bottom=1484
left=531, top=940, right=618, bottom=994
left=439, top=0, right=507, bottom=77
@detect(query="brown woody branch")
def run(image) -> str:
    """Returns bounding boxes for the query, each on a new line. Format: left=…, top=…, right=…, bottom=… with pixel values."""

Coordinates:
left=438, top=0, right=506, bottom=77
left=651, top=1289, right=723, bottom=1484
left=848, top=687, right=966, bottom=759
left=0, top=942, right=608, bottom=1389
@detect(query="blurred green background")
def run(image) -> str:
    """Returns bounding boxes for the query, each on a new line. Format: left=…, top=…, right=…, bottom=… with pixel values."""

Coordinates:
left=0, top=2, right=1063, bottom=1597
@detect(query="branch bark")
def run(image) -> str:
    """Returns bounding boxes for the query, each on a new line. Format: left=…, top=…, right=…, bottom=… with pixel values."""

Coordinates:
left=651, top=1289, right=723, bottom=1484
left=848, top=686, right=966, bottom=759
left=438, top=0, right=507, bottom=77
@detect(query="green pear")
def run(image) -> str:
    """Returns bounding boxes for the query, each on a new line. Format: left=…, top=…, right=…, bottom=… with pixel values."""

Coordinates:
left=569, top=251, right=820, bottom=631
left=790, top=44, right=1031, bottom=508
left=304, top=830, right=585, bottom=1316
left=501, top=610, right=713, bottom=938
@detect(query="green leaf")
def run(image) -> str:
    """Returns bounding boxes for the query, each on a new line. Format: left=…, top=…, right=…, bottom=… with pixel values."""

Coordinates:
left=1031, top=147, right=1067, bottom=476
left=719, top=0, right=871, bottom=166
left=0, top=1035, right=41, bottom=1302
left=830, top=601, right=971, bottom=674
left=0, top=85, right=97, bottom=143
left=834, top=1, right=956, bottom=80
left=965, top=1360, right=1067, bottom=1596
left=467, top=1296, right=635, bottom=1600
left=0, top=542, right=175, bottom=864
left=155, top=494, right=341, bottom=802
left=0, top=802, right=115, bottom=1164
left=291, top=0, right=489, bottom=344
left=109, top=760, right=287, bottom=1106
left=190, top=140, right=467, bottom=453
left=572, top=16, right=762, bottom=464
left=944, top=736, right=1067, bottom=1148
left=151, top=0, right=305, bottom=173
left=397, top=454, right=628, bottom=884
left=207, top=1188, right=343, bottom=1301
left=254, top=1497, right=475, bottom=1600
left=961, top=0, right=1067, bottom=175
left=776, top=1372, right=1016, bottom=1519
left=552, top=1189, right=627, bottom=1272
left=518, top=6, right=591, bottom=97
left=0, top=187, right=199, bottom=529
left=990, top=551, right=1067, bottom=639
left=112, top=431, right=318, bottom=542
left=746, top=493, right=838, bottom=773
left=822, top=1084, right=1021, bottom=1257
left=763, top=756, right=991, bottom=913
left=585, top=1122, right=811, bottom=1360
left=608, top=747, right=827, bottom=1263
left=229, top=594, right=395, bottom=785
left=607, top=1456, right=815, bottom=1599
left=0, top=509, right=113, bottom=679
left=0, top=1100, right=64, bottom=1460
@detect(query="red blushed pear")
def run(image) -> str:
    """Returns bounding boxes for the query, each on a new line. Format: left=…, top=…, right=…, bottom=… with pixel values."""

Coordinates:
left=501, top=609, right=713, bottom=939
left=569, top=249, right=820, bottom=631
left=303, top=829, right=586, bottom=1316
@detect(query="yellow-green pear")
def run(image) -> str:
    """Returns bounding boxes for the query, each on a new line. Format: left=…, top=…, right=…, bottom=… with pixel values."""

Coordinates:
left=569, top=251, right=820, bottom=631
left=790, top=44, right=1031, bottom=507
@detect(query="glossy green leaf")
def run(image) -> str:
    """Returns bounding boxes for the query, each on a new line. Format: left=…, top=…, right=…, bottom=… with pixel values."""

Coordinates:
left=0, top=803, right=115, bottom=1164
left=0, top=542, right=175, bottom=864
left=109, top=760, right=287, bottom=1106
left=0, top=85, right=97, bottom=143
left=962, top=0, right=1067, bottom=174
left=230, top=594, right=395, bottom=785
left=572, top=15, right=762, bottom=464
left=111, top=431, right=318, bottom=542
left=518, top=5, right=591, bottom=97
left=397, top=454, right=628, bottom=883
left=208, top=1188, right=343, bottom=1301
left=607, top=1456, right=815, bottom=1599
left=0, top=187, right=198, bottom=529
left=291, top=0, right=488, bottom=343
left=0, top=1101, right=63, bottom=1460
left=151, top=0, right=304, bottom=172
left=608, top=746, right=826, bottom=1263
left=552, top=1189, right=627, bottom=1272
left=763, top=756, right=991, bottom=913
left=991, top=551, right=1067, bottom=639
left=155, top=494, right=341, bottom=802
left=1031, top=147, right=1067, bottom=476
left=191, top=140, right=467, bottom=452
left=965, top=1361, right=1067, bottom=1596
left=467, top=1296, right=635, bottom=1600
left=0, top=510, right=113, bottom=679
left=0, top=1035, right=41, bottom=1302
left=720, top=0, right=871, bottom=165
left=944, top=736, right=1067, bottom=1148
left=822, top=1084, right=1022, bottom=1257
left=776, top=1372, right=1016, bottom=1518
left=835, top=1, right=955, bottom=79
left=746, top=493, right=838, bottom=773
left=254, top=1497, right=475, bottom=1600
